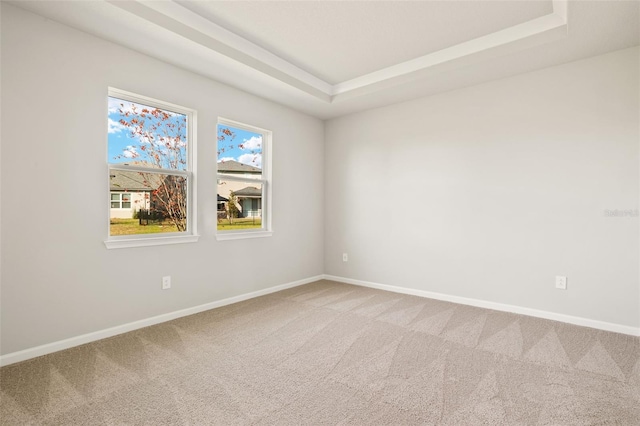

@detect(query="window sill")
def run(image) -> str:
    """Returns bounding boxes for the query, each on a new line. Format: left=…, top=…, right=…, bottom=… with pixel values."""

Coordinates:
left=216, top=230, right=273, bottom=241
left=104, top=234, right=199, bottom=249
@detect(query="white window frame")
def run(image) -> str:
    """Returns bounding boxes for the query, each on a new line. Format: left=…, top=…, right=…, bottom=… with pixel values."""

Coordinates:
left=110, top=192, right=132, bottom=209
left=105, top=87, right=198, bottom=249
left=216, top=118, right=272, bottom=241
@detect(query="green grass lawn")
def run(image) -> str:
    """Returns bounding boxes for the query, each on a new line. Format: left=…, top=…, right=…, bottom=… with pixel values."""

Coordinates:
left=110, top=218, right=179, bottom=236
left=217, top=217, right=262, bottom=231
left=111, top=217, right=261, bottom=234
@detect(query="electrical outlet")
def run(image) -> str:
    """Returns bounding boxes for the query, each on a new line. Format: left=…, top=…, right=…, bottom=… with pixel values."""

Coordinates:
left=555, top=276, right=567, bottom=290
left=162, top=276, right=171, bottom=290
left=342, top=253, right=348, bottom=262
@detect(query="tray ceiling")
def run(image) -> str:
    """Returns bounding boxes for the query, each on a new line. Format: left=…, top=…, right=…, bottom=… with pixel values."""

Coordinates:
left=7, top=1, right=640, bottom=119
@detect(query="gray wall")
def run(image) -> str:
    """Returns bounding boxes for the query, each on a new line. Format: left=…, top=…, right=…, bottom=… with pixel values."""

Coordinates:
left=2, top=4, right=639, bottom=358
left=0, top=5, right=324, bottom=355
left=325, top=47, right=639, bottom=329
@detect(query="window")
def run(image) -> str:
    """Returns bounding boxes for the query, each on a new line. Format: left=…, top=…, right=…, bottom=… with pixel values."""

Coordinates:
left=110, top=192, right=131, bottom=209
left=216, top=118, right=272, bottom=240
left=105, top=88, right=198, bottom=249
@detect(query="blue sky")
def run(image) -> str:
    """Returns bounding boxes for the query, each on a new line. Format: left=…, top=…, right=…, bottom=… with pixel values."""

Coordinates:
left=217, top=125, right=263, bottom=169
left=107, top=96, right=188, bottom=170
left=107, top=97, right=138, bottom=163
left=108, top=97, right=262, bottom=170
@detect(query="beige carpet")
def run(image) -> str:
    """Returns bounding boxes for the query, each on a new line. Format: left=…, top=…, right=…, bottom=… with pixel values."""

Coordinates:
left=1, top=280, right=639, bottom=425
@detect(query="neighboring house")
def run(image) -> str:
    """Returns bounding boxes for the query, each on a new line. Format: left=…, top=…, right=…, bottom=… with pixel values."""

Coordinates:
left=217, top=194, right=229, bottom=221
left=233, top=186, right=262, bottom=218
left=217, top=160, right=262, bottom=218
left=109, top=170, right=161, bottom=219
left=217, top=194, right=229, bottom=212
left=217, top=159, right=262, bottom=176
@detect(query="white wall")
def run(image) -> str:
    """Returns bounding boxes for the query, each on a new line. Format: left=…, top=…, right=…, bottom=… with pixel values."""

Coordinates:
left=325, top=47, right=639, bottom=329
left=1, top=4, right=638, bottom=360
left=0, top=5, right=324, bottom=355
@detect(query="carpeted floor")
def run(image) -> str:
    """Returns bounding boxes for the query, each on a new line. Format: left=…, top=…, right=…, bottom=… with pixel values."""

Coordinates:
left=1, top=280, right=639, bottom=425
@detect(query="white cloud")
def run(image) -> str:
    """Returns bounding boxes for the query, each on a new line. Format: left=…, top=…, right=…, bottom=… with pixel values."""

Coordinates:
left=217, top=157, right=235, bottom=163
left=108, top=96, right=184, bottom=119
left=108, top=97, right=122, bottom=114
left=122, top=145, right=139, bottom=158
left=109, top=98, right=145, bottom=116
left=238, top=153, right=262, bottom=168
left=241, top=136, right=262, bottom=151
left=108, top=118, right=126, bottom=134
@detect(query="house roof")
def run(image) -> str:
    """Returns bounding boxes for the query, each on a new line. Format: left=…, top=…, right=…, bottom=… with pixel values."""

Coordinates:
left=217, top=160, right=261, bottom=174
left=234, top=186, right=261, bottom=197
left=217, top=194, right=229, bottom=202
left=109, top=170, right=163, bottom=191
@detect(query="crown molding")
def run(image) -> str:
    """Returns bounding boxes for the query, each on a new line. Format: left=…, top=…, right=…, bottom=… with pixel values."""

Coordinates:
left=108, top=0, right=568, bottom=104
left=107, top=0, right=332, bottom=102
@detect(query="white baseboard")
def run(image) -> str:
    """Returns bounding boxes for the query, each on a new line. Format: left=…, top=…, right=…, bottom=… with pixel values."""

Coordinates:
left=3, top=273, right=636, bottom=367
left=323, top=274, right=640, bottom=337
left=0, top=275, right=322, bottom=367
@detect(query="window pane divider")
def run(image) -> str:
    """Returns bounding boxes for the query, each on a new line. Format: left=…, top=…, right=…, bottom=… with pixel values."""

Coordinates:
left=109, top=164, right=189, bottom=177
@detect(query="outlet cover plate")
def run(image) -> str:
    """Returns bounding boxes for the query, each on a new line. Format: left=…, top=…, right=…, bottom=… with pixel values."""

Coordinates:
left=162, top=276, right=171, bottom=290
left=555, top=276, right=567, bottom=290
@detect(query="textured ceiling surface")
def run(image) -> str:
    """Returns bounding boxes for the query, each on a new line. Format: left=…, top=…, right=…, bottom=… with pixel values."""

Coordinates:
left=176, top=0, right=553, bottom=84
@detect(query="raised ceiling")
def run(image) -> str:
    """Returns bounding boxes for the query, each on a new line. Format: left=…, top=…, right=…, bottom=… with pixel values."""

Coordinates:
left=176, top=1, right=554, bottom=84
left=8, top=1, right=640, bottom=119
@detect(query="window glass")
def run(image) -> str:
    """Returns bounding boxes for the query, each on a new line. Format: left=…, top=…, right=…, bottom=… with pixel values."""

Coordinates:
left=216, top=120, right=270, bottom=236
left=108, top=97, right=187, bottom=171
left=107, top=89, right=195, bottom=245
left=217, top=180, right=263, bottom=231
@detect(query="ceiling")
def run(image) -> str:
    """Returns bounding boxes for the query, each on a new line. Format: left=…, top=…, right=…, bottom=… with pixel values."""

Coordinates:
left=175, top=1, right=554, bottom=84
left=8, top=1, right=640, bottom=119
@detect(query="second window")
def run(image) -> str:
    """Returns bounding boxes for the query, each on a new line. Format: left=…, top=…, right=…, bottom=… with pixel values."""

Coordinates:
left=216, top=119, right=271, bottom=237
